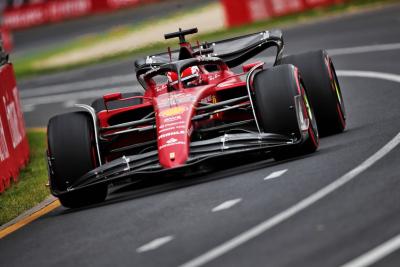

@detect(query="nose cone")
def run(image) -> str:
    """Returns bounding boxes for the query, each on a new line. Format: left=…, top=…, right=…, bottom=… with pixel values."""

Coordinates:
left=155, top=96, right=193, bottom=169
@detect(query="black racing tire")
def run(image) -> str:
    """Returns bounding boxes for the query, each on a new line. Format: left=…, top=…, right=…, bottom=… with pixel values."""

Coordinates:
left=91, top=92, right=143, bottom=113
left=47, top=112, right=107, bottom=208
left=253, top=64, right=319, bottom=159
left=279, top=50, right=346, bottom=136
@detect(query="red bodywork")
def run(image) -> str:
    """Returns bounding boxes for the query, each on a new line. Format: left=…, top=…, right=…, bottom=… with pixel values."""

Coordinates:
left=97, top=59, right=257, bottom=169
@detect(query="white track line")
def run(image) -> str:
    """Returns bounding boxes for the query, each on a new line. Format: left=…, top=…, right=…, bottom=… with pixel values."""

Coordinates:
left=212, top=199, right=242, bottom=212
left=179, top=71, right=400, bottom=267
left=341, top=233, right=400, bottom=267
left=179, top=132, right=400, bottom=267
left=328, top=43, right=400, bottom=56
left=22, top=104, right=35, bottom=113
left=264, top=169, right=288, bottom=180
left=63, top=100, right=77, bottom=108
left=21, top=87, right=138, bottom=106
left=136, top=236, right=174, bottom=253
left=20, top=74, right=136, bottom=98
left=337, top=70, right=400, bottom=83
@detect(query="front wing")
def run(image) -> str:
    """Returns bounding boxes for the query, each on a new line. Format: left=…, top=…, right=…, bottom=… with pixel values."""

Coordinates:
left=50, top=132, right=301, bottom=196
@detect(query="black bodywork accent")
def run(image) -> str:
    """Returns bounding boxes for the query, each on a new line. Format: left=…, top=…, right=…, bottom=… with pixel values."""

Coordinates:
left=134, top=29, right=284, bottom=76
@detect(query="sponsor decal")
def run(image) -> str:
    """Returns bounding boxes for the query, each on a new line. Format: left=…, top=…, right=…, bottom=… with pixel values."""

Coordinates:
left=200, top=96, right=212, bottom=103
left=156, top=84, right=168, bottom=92
left=108, top=0, right=140, bottom=8
left=159, top=125, right=186, bottom=133
left=158, top=131, right=185, bottom=140
left=158, top=94, right=195, bottom=109
left=200, top=95, right=217, bottom=104
left=159, top=121, right=185, bottom=130
left=208, top=73, right=221, bottom=81
left=3, top=94, right=23, bottom=148
left=164, top=115, right=182, bottom=123
left=164, top=121, right=185, bottom=128
left=48, top=0, right=91, bottom=19
left=166, top=138, right=178, bottom=144
left=160, top=141, right=186, bottom=150
left=160, top=106, right=186, bottom=118
left=159, top=127, right=176, bottom=133
left=0, top=118, right=10, bottom=162
left=171, top=93, right=196, bottom=105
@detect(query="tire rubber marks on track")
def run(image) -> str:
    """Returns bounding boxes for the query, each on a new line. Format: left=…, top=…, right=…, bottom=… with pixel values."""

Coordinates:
left=341, top=233, right=400, bottom=267
left=136, top=236, right=174, bottom=253
left=264, top=169, right=287, bottom=180
left=212, top=199, right=242, bottom=212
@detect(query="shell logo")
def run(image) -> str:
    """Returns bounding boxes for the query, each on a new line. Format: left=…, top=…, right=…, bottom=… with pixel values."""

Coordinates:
left=160, top=106, right=186, bottom=118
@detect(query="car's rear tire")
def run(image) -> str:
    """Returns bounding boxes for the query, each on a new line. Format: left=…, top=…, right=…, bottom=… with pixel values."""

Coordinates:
left=279, top=50, right=346, bottom=136
left=47, top=112, right=107, bottom=208
left=91, top=92, right=143, bottom=113
left=253, top=64, right=319, bottom=159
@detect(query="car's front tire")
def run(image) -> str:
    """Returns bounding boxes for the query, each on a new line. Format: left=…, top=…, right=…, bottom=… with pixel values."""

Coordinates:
left=252, top=64, right=319, bottom=159
left=47, top=112, right=107, bottom=208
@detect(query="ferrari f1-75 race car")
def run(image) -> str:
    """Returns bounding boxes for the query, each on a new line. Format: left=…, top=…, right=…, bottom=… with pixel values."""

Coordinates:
left=47, top=28, right=346, bottom=208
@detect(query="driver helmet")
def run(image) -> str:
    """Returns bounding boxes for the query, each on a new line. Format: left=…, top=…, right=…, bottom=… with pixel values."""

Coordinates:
left=167, top=66, right=201, bottom=89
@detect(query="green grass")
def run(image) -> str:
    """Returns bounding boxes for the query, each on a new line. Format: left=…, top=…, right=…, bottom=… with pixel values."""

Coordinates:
left=13, top=0, right=397, bottom=79
left=0, top=130, right=48, bottom=226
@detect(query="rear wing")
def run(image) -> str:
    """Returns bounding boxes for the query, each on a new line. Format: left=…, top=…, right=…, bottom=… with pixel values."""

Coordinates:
left=134, top=29, right=284, bottom=72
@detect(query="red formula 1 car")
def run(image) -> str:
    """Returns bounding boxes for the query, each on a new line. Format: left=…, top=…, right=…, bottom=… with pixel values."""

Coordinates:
left=47, top=28, right=346, bottom=208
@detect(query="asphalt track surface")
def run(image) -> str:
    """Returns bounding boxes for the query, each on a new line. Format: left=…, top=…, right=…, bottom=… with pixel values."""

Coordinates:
left=2, top=4, right=400, bottom=267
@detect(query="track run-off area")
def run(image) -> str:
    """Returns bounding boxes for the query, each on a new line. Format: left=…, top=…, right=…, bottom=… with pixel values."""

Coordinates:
left=1, top=4, right=400, bottom=267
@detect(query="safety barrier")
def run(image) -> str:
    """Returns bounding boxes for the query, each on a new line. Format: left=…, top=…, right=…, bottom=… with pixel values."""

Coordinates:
left=221, top=0, right=344, bottom=27
left=0, top=55, right=29, bottom=193
left=1, top=0, right=157, bottom=30
left=0, top=27, right=13, bottom=53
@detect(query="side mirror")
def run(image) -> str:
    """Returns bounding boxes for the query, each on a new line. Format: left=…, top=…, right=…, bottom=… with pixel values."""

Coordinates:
left=103, top=92, right=122, bottom=102
left=242, top=61, right=264, bottom=73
